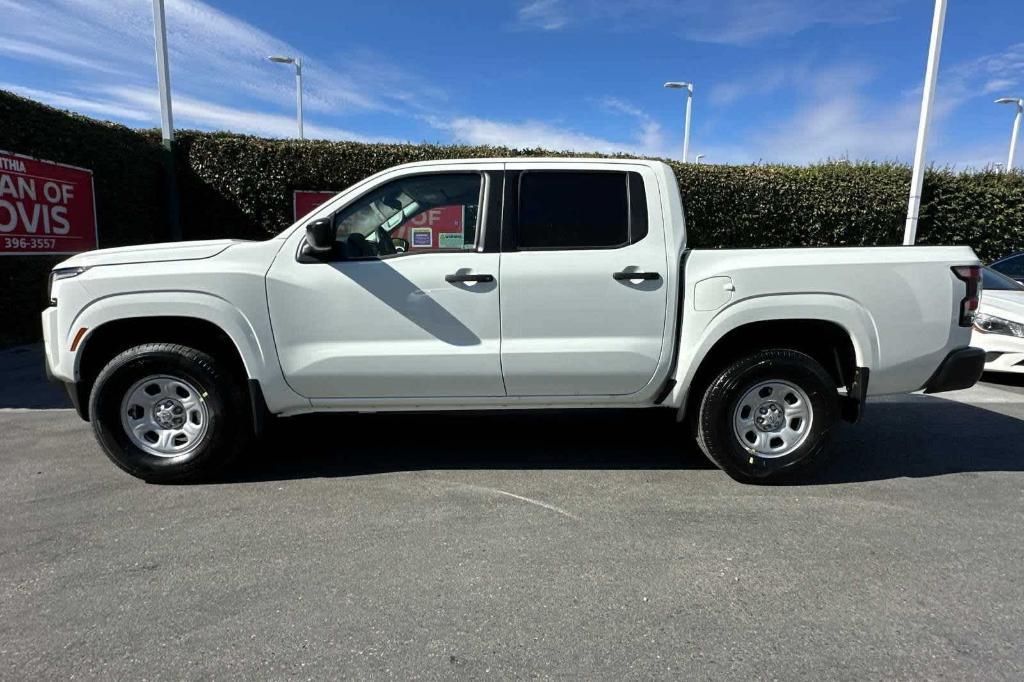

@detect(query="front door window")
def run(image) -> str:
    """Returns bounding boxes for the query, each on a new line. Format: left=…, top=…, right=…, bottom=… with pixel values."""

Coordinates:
left=332, top=173, right=481, bottom=259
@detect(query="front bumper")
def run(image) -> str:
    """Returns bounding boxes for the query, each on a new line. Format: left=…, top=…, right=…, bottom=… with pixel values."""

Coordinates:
left=43, top=339, right=87, bottom=419
left=922, top=346, right=986, bottom=394
left=42, top=306, right=88, bottom=420
left=982, top=351, right=1024, bottom=374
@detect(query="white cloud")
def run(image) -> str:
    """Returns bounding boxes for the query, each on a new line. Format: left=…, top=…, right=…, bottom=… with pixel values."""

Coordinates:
left=745, top=63, right=918, bottom=163
left=757, top=93, right=918, bottom=164
left=708, top=68, right=793, bottom=107
left=938, top=141, right=1013, bottom=172
left=428, top=96, right=669, bottom=157
left=510, top=0, right=905, bottom=45
left=944, top=43, right=1024, bottom=102
left=702, top=45, right=1024, bottom=166
left=435, top=117, right=624, bottom=153
left=598, top=97, right=669, bottom=157
left=675, top=0, right=904, bottom=46
left=516, top=0, right=570, bottom=30
left=0, top=0, right=442, bottom=136
left=983, top=79, right=1017, bottom=96
left=102, top=86, right=388, bottom=142
left=0, top=39, right=125, bottom=75
left=0, top=83, right=151, bottom=121
left=1, top=80, right=389, bottom=142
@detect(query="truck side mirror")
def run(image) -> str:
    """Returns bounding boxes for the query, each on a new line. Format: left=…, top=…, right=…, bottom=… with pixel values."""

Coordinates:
left=304, top=218, right=335, bottom=253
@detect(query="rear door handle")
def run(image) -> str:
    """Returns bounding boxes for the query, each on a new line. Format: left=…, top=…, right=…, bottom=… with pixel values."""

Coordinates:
left=613, top=271, right=660, bottom=281
left=445, top=273, right=495, bottom=283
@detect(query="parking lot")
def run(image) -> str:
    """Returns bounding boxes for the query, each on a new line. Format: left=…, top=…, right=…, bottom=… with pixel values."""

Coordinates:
left=2, top=344, right=1023, bottom=680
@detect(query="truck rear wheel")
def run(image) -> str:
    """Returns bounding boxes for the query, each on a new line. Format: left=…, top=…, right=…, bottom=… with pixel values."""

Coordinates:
left=696, top=349, right=839, bottom=483
left=88, top=343, right=248, bottom=483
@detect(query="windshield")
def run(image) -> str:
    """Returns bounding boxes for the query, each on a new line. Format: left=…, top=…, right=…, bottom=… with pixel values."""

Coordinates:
left=991, top=253, right=1024, bottom=280
left=982, top=266, right=1024, bottom=291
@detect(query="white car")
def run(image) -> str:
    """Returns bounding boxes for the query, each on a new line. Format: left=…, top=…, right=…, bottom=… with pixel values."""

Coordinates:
left=971, top=267, right=1024, bottom=374
left=43, top=158, right=986, bottom=484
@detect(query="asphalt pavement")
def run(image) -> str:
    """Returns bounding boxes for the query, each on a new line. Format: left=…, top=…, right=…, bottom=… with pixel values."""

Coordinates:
left=2, top=344, right=1023, bottom=680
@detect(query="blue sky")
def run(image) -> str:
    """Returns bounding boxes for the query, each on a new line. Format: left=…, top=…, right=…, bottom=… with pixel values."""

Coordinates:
left=1, top=0, right=1022, bottom=167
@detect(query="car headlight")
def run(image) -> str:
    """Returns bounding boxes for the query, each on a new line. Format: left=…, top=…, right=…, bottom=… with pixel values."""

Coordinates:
left=973, top=312, right=1024, bottom=338
left=47, top=266, right=88, bottom=302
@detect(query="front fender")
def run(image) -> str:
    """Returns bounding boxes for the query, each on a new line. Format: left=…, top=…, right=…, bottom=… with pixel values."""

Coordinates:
left=67, top=291, right=266, bottom=382
left=58, top=290, right=307, bottom=415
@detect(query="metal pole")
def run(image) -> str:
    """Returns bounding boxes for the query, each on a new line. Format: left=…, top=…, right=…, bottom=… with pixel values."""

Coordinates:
left=152, top=0, right=173, bottom=147
left=903, top=0, right=946, bottom=246
left=1008, top=102, right=1021, bottom=171
left=295, top=59, right=304, bottom=140
left=682, top=85, right=692, bottom=163
left=151, top=0, right=181, bottom=240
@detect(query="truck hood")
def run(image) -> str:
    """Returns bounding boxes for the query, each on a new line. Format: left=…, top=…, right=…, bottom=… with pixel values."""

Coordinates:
left=979, top=289, right=1024, bottom=322
left=57, top=239, right=243, bottom=268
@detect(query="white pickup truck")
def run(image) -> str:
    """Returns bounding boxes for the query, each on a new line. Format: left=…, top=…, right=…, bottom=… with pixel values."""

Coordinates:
left=43, top=158, right=985, bottom=483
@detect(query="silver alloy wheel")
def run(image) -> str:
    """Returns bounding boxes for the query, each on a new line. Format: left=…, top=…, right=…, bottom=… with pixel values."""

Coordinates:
left=120, top=374, right=210, bottom=458
left=732, top=380, right=813, bottom=458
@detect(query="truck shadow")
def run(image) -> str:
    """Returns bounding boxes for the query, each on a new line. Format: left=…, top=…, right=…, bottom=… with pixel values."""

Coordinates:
left=225, top=394, right=1024, bottom=485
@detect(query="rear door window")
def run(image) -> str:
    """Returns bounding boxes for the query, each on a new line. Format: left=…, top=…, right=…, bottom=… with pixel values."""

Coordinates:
left=517, top=171, right=642, bottom=249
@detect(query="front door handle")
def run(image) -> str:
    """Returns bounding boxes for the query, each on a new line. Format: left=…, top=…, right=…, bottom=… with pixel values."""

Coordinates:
left=445, top=273, right=495, bottom=283
left=613, top=271, right=660, bottom=281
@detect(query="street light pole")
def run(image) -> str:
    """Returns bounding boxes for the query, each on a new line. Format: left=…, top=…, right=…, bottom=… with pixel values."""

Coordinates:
left=152, top=0, right=173, bottom=147
left=903, top=0, right=947, bottom=246
left=695, top=154, right=705, bottom=164
left=268, top=55, right=304, bottom=140
left=664, top=82, right=693, bottom=162
left=994, top=97, right=1022, bottom=171
left=151, top=0, right=181, bottom=240
left=295, top=58, right=303, bottom=140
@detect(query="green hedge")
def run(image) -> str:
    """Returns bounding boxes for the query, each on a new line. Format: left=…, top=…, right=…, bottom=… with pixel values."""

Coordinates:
left=2, top=89, right=1023, bottom=344
left=175, top=132, right=1024, bottom=259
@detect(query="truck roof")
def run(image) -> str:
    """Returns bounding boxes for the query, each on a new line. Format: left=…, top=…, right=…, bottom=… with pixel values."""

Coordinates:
left=387, top=157, right=674, bottom=172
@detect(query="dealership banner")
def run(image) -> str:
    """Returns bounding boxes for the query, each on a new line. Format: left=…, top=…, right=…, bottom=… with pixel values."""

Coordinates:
left=293, top=190, right=336, bottom=221
left=391, top=205, right=466, bottom=250
left=0, top=150, right=97, bottom=255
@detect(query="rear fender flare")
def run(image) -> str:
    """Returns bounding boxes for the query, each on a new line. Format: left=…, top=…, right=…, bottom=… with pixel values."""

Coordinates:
left=669, top=293, right=880, bottom=414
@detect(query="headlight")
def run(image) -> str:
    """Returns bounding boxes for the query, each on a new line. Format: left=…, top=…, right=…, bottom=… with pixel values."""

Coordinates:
left=47, top=266, right=88, bottom=302
left=973, top=312, right=1024, bottom=338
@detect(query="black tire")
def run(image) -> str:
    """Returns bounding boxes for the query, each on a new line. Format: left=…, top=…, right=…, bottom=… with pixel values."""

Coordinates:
left=88, top=343, right=249, bottom=483
left=695, top=349, right=839, bottom=484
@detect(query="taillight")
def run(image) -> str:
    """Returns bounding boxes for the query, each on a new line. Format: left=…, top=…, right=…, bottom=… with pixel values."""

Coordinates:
left=952, top=265, right=981, bottom=327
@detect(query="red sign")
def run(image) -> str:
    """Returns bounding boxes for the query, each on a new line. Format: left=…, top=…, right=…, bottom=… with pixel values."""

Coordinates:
left=0, top=150, right=97, bottom=255
left=293, top=190, right=336, bottom=221
left=392, top=205, right=467, bottom=250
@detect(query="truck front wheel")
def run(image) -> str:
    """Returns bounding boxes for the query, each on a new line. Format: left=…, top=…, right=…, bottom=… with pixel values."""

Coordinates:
left=696, top=349, right=839, bottom=483
left=88, top=343, right=248, bottom=483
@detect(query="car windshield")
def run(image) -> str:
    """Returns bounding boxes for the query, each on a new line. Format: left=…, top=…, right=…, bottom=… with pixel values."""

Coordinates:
left=991, top=253, right=1024, bottom=280
left=982, top=266, right=1024, bottom=291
